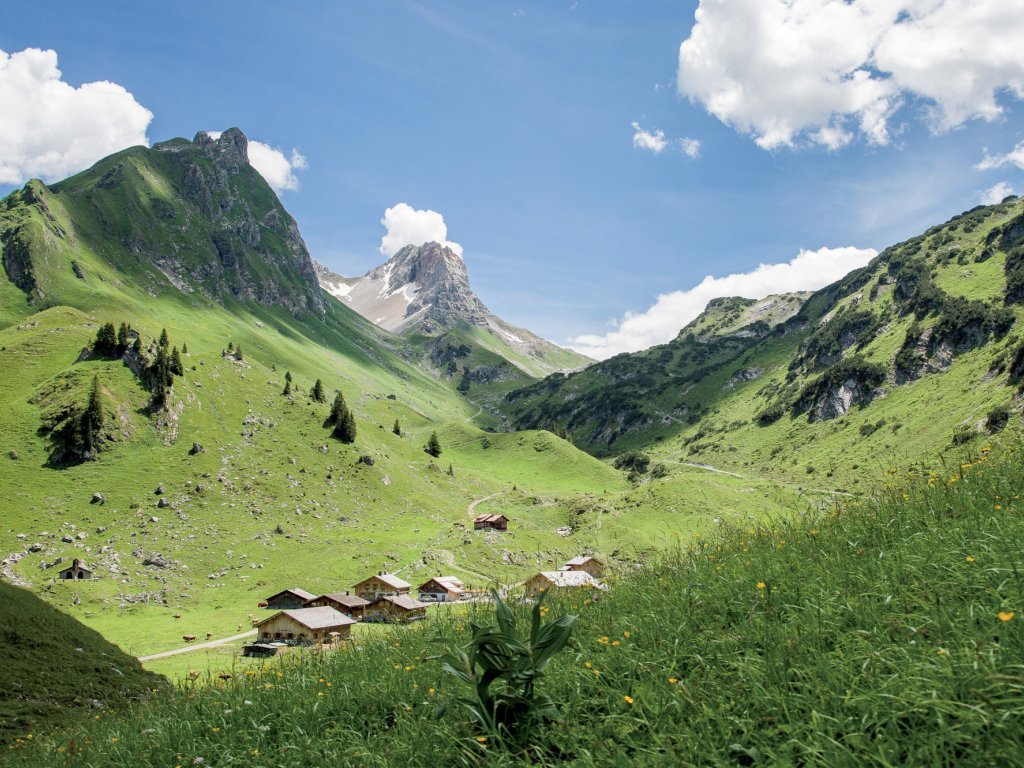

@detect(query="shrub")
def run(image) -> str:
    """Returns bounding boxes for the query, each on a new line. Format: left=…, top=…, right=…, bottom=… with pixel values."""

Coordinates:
left=986, top=405, right=1010, bottom=433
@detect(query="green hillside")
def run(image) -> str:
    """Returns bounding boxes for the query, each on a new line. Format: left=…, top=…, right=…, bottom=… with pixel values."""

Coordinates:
left=502, top=198, right=1024, bottom=488
left=0, top=581, right=164, bottom=744
left=6, top=441, right=1023, bottom=766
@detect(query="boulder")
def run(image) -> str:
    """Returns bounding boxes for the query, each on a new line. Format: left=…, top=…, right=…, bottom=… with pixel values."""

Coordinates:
left=189, top=443, right=205, bottom=455
left=91, top=493, right=105, bottom=505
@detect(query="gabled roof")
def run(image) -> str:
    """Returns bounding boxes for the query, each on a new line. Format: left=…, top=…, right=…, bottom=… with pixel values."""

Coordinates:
left=566, top=556, right=602, bottom=566
left=266, top=587, right=316, bottom=602
left=436, top=576, right=463, bottom=586
left=311, top=592, right=370, bottom=608
left=473, top=514, right=508, bottom=523
left=257, top=606, right=355, bottom=630
left=366, top=595, right=429, bottom=611
left=418, top=577, right=463, bottom=593
left=354, top=573, right=411, bottom=590
left=532, top=571, right=601, bottom=588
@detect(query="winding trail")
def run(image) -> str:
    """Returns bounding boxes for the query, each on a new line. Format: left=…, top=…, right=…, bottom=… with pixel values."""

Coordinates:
left=467, top=491, right=504, bottom=517
left=663, top=460, right=744, bottom=478
left=464, top=406, right=483, bottom=423
left=138, top=630, right=256, bottom=662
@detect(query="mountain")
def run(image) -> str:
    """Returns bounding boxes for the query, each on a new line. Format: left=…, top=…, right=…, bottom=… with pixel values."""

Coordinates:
left=315, top=242, right=592, bottom=382
left=501, top=198, right=1024, bottom=483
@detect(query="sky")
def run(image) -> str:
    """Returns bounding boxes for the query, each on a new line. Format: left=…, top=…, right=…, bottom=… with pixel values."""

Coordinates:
left=2, top=1, right=1023, bottom=358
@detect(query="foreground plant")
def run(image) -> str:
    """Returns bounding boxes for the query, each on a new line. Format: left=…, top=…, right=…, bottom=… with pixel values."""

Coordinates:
left=438, top=590, right=575, bottom=749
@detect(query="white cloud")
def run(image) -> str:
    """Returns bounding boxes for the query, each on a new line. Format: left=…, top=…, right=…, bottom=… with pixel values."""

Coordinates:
left=568, top=246, right=878, bottom=359
left=679, top=137, right=701, bottom=158
left=0, top=47, right=152, bottom=184
left=207, top=131, right=307, bottom=193
left=980, top=181, right=1016, bottom=205
left=677, top=0, right=1024, bottom=150
left=977, top=141, right=1024, bottom=171
left=379, top=203, right=463, bottom=257
left=632, top=121, right=668, bottom=153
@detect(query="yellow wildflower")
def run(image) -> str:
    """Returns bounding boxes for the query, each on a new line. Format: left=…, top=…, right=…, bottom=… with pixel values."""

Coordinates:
left=756, top=582, right=766, bottom=590
left=623, top=695, right=634, bottom=704
left=999, top=611, right=1016, bottom=622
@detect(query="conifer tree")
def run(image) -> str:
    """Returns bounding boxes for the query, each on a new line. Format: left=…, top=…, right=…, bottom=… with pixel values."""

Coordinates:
left=94, top=322, right=117, bottom=357
left=283, top=370, right=292, bottom=396
left=447, top=463, right=454, bottom=476
left=227, top=341, right=234, bottom=352
left=131, top=337, right=142, bottom=353
left=181, top=342, right=188, bottom=355
left=311, top=379, right=326, bottom=403
left=170, top=346, right=184, bottom=377
left=79, top=375, right=104, bottom=455
left=425, top=431, right=442, bottom=458
left=393, top=418, right=401, bottom=436
left=159, top=328, right=169, bottom=348
left=116, top=322, right=130, bottom=355
left=327, top=392, right=346, bottom=426
left=335, top=408, right=357, bottom=444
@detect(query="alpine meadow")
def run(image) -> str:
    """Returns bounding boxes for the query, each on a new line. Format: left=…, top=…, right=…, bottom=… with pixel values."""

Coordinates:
left=2, top=3, right=1024, bottom=766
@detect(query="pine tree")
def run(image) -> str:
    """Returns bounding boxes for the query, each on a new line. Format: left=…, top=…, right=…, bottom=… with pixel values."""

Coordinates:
left=116, top=322, right=130, bottom=355
left=79, top=375, right=104, bottom=455
left=335, top=408, right=357, bottom=444
left=158, top=328, right=169, bottom=348
left=131, top=337, right=142, bottom=353
left=227, top=341, right=234, bottom=352
left=94, top=322, right=117, bottom=357
left=327, top=392, right=346, bottom=426
left=425, top=431, right=442, bottom=458
left=170, top=346, right=184, bottom=376
left=181, top=342, right=188, bottom=355
left=235, top=345, right=244, bottom=361
left=311, top=379, right=326, bottom=403
left=283, top=371, right=292, bottom=396
left=447, top=463, right=454, bottom=476
left=392, top=418, right=401, bottom=436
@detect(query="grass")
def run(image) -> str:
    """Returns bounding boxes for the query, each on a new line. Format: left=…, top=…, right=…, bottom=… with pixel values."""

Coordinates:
left=8, top=441, right=1024, bottom=766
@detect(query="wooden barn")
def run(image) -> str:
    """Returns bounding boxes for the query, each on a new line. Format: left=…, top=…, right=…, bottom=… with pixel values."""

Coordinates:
left=352, top=573, right=411, bottom=601
left=417, top=576, right=464, bottom=602
left=57, top=559, right=93, bottom=580
left=473, top=514, right=508, bottom=531
left=523, top=570, right=602, bottom=597
left=264, top=588, right=316, bottom=610
left=305, top=591, right=370, bottom=619
left=561, top=556, right=605, bottom=578
left=255, top=607, right=355, bottom=645
left=363, top=595, right=429, bottom=623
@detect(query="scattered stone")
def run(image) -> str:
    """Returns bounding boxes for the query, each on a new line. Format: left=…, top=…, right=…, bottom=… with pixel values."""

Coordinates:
left=189, top=443, right=205, bottom=455
left=96, top=526, right=107, bottom=534
left=91, top=493, right=105, bottom=505
left=76, top=532, right=87, bottom=540
left=7, top=451, right=17, bottom=460
left=358, top=455, right=374, bottom=466
left=157, top=498, right=170, bottom=509
left=319, top=445, right=329, bottom=454
left=61, top=534, right=74, bottom=543
left=155, top=485, right=166, bottom=495
left=28, top=543, right=43, bottom=553
left=143, top=553, right=169, bottom=568
left=150, top=516, right=160, bottom=523
left=381, top=475, right=392, bottom=486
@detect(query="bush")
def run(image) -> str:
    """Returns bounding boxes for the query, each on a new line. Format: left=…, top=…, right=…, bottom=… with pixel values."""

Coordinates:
left=612, top=451, right=650, bottom=474
left=986, top=405, right=1010, bottom=433
left=951, top=425, right=978, bottom=445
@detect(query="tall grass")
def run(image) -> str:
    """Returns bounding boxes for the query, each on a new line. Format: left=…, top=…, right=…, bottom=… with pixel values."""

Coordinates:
left=8, top=444, right=1024, bottom=766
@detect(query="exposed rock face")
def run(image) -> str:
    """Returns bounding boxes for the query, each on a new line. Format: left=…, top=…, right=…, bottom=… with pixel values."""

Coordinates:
left=809, top=377, right=863, bottom=421
left=723, top=368, right=764, bottom=391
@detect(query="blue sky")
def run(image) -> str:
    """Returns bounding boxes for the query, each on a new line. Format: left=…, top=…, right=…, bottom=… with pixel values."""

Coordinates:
left=2, top=1, right=1023, bottom=357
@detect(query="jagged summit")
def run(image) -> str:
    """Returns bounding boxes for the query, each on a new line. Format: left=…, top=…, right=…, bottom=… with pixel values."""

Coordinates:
left=316, top=243, right=592, bottom=376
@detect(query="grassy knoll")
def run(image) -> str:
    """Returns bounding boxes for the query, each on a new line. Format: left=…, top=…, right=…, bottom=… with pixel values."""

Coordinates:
left=7, top=443, right=1024, bottom=766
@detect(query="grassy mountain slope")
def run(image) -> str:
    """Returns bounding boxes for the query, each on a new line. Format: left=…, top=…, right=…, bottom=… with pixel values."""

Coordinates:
left=7, top=441, right=1023, bottom=766
left=502, top=199, right=1024, bottom=488
left=0, top=580, right=164, bottom=744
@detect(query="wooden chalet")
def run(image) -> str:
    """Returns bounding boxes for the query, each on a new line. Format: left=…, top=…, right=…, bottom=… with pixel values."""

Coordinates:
left=255, top=607, right=355, bottom=645
left=417, top=576, right=465, bottom=603
left=305, top=591, right=370, bottom=619
left=352, top=572, right=411, bottom=601
left=57, top=559, right=93, bottom=580
left=524, top=570, right=603, bottom=597
left=363, top=595, right=429, bottom=623
left=264, top=588, right=316, bottom=610
left=561, top=556, right=605, bottom=578
left=473, top=514, right=509, bottom=531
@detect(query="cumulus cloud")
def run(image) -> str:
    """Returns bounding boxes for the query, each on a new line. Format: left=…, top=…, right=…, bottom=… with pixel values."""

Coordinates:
left=679, top=137, right=701, bottom=158
left=379, top=203, right=463, bottom=257
left=977, top=141, right=1024, bottom=171
left=208, top=130, right=307, bottom=193
left=632, top=121, right=668, bottom=153
left=677, top=0, right=1024, bottom=150
left=980, top=181, right=1016, bottom=205
left=568, top=246, right=878, bottom=359
left=0, top=47, right=152, bottom=184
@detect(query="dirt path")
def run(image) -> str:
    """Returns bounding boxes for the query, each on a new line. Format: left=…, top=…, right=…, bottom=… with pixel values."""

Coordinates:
left=138, top=629, right=256, bottom=662
left=464, top=406, right=483, bottom=423
left=467, top=491, right=504, bottom=517
left=430, top=548, right=494, bottom=585
left=663, top=460, right=745, bottom=478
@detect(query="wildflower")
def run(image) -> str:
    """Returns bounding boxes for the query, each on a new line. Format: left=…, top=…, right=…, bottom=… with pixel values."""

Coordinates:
left=584, top=661, right=592, bottom=669
left=966, top=556, right=975, bottom=563
left=476, top=736, right=488, bottom=743
left=623, top=631, right=631, bottom=638
left=243, top=700, right=253, bottom=706
left=999, top=611, right=1016, bottom=622
left=258, top=725, right=270, bottom=733
left=996, top=504, right=1002, bottom=510
left=936, top=648, right=946, bottom=655
left=211, top=728, right=220, bottom=733
left=612, top=640, right=621, bottom=646
left=623, top=695, right=634, bottom=705
left=598, top=636, right=609, bottom=644
left=111, top=738, right=119, bottom=743
left=428, top=688, right=436, bottom=696
left=756, top=582, right=766, bottom=590
left=668, top=677, right=678, bottom=684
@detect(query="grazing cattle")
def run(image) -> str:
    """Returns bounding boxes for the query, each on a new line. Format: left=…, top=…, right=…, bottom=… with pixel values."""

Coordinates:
left=182, top=634, right=196, bottom=642
left=173, top=614, right=182, bottom=619
left=218, top=672, right=232, bottom=680
left=206, top=632, right=214, bottom=640
left=257, top=601, right=268, bottom=607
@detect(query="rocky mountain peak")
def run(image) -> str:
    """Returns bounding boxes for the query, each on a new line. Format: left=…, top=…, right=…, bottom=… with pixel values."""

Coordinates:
left=192, top=128, right=249, bottom=171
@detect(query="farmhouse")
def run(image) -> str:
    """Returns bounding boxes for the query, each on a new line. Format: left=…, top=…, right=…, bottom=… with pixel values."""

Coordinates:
left=473, top=514, right=508, bottom=531
left=561, top=556, right=605, bottom=578
left=57, top=559, right=93, bottom=580
left=417, top=576, right=464, bottom=602
left=264, top=588, right=317, bottom=610
left=305, top=591, right=370, bottom=619
left=523, top=570, right=602, bottom=597
left=255, top=607, right=355, bottom=645
left=363, top=595, right=429, bottom=623
left=353, top=572, right=411, bottom=601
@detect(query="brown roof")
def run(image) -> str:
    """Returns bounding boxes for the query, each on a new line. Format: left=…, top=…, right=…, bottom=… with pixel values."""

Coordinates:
left=266, top=587, right=316, bottom=602
left=473, top=514, right=508, bottom=523
left=311, top=592, right=370, bottom=608
left=367, top=595, right=429, bottom=611
left=257, top=606, right=355, bottom=630
left=354, top=573, right=411, bottom=590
